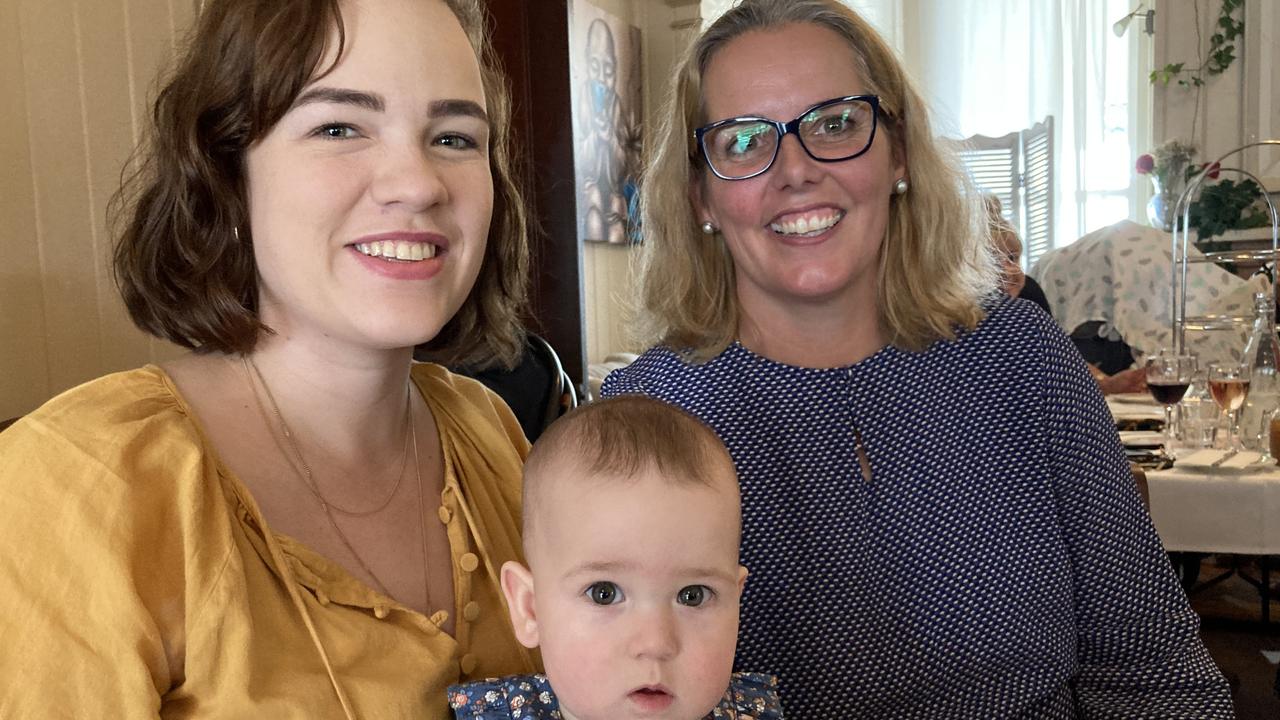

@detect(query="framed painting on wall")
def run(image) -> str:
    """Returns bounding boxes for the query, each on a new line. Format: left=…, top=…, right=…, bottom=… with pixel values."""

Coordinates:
left=568, top=0, right=643, bottom=245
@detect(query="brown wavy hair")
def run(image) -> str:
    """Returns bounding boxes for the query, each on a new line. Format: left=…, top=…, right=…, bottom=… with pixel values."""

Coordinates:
left=634, top=0, right=997, bottom=360
left=111, top=0, right=528, bottom=368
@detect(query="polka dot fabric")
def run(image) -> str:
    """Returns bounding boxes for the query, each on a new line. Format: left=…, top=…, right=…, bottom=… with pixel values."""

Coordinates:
left=602, top=298, right=1233, bottom=718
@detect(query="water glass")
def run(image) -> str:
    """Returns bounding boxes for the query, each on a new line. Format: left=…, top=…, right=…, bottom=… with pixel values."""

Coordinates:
left=1178, top=372, right=1219, bottom=450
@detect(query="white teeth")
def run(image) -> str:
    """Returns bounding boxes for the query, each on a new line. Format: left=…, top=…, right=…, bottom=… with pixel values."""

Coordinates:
left=354, top=241, right=438, bottom=261
left=769, top=211, right=844, bottom=236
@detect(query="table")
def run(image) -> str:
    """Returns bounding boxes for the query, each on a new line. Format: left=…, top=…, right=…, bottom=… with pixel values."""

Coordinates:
left=1109, top=393, right=1280, bottom=622
left=1146, top=464, right=1280, bottom=623
left=1146, top=465, right=1280, bottom=555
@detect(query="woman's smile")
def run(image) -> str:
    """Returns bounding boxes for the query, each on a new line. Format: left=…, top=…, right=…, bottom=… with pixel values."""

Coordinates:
left=767, top=207, right=846, bottom=238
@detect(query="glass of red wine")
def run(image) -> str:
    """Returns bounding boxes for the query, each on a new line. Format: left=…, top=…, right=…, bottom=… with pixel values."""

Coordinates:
left=1208, top=361, right=1251, bottom=451
left=1145, top=350, right=1197, bottom=445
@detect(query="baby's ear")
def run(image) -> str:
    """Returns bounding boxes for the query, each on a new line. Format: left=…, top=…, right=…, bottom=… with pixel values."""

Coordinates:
left=736, top=565, right=749, bottom=598
left=500, top=560, right=540, bottom=649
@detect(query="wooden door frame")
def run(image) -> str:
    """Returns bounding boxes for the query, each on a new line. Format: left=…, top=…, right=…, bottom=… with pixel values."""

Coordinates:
left=486, top=0, right=587, bottom=392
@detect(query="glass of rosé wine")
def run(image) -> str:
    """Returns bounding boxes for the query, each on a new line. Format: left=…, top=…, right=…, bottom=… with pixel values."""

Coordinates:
left=1208, top=361, right=1251, bottom=451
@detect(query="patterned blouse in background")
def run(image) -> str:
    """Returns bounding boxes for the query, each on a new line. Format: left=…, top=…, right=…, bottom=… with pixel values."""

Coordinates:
left=449, top=672, right=783, bottom=719
left=1030, top=218, right=1265, bottom=367
left=603, top=297, right=1234, bottom=718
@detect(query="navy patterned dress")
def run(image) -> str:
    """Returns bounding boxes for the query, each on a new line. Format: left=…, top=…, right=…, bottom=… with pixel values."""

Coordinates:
left=602, top=298, right=1233, bottom=718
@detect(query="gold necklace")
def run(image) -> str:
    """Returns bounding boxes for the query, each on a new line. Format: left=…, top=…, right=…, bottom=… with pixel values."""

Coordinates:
left=244, top=356, right=411, bottom=516
left=245, top=357, right=411, bottom=518
left=243, top=355, right=433, bottom=610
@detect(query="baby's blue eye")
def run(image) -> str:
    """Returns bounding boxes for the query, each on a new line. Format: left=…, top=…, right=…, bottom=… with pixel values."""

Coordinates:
left=586, top=581, right=622, bottom=605
left=676, top=585, right=710, bottom=607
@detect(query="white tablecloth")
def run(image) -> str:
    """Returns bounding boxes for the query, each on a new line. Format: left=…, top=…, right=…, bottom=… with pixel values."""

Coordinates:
left=1147, top=464, right=1280, bottom=554
left=1105, top=392, right=1280, bottom=553
left=1106, top=394, right=1165, bottom=422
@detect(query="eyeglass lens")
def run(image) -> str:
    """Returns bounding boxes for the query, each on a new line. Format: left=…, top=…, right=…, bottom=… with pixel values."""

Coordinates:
left=702, top=98, right=876, bottom=179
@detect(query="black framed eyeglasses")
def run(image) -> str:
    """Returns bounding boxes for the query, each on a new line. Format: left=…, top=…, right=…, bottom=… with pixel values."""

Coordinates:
left=693, top=95, right=882, bottom=181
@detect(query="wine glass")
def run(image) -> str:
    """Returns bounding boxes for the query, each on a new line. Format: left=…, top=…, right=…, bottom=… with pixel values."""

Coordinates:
left=1207, top=362, right=1251, bottom=451
left=1145, top=350, right=1197, bottom=444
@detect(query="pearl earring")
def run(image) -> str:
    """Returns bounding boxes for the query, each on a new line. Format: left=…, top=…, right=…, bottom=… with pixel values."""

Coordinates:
left=893, top=178, right=909, bottom=195
left=701, top=221, right=717, bottom=235
left=233, top=226, right=240, bottom=241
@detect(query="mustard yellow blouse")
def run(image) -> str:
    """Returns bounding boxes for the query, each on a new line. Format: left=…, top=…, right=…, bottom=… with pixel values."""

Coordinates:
left=0, top=363, right=537, bottom=719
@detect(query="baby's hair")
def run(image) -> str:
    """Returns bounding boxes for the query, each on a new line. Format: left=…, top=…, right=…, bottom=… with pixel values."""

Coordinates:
left=521, top=395, right=738, bottom=546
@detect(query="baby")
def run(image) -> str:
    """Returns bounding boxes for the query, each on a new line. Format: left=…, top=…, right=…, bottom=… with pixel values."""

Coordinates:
left=448, top=395, right=782, bottom=719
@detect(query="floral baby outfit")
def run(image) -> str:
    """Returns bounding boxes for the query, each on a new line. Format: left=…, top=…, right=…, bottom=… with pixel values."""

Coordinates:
left=448, top=671, right=783, bottom=719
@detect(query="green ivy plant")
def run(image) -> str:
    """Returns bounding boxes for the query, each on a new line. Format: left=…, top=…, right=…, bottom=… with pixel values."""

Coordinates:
left=1148, top=0, right=1264, bottom=246
left=1150, top=0, right=1244, bottom=87
left=1189, top=179, right=1270, bottom=244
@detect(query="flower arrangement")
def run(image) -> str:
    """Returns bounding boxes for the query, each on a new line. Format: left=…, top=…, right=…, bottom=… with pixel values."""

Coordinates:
left=1135, top=139, right=1267, bottom=242
left=1134, top=139, right=1200, bottom=188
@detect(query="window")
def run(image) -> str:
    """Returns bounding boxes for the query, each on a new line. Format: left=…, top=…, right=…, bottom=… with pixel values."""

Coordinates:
left=902, top=0, right=1151, bottom=264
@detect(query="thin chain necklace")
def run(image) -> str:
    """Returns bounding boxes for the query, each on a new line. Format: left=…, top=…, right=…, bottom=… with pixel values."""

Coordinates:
left=244, top=356, right=410, bottom=516
left=243, top=355, right=433, bottom=610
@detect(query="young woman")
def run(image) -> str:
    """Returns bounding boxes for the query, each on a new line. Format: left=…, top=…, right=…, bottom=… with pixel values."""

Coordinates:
left=0, top=0, right=536, bottom=716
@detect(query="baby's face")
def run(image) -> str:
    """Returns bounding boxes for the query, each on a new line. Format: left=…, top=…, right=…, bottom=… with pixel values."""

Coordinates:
left=526, top=466, right=746, bottom=720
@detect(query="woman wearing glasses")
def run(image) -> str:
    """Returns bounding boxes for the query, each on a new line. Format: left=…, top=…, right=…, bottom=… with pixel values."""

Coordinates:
left=604, top=0, right=1231, bottom=716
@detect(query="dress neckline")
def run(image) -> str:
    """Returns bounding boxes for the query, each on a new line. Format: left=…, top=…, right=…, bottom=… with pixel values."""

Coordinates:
left=721, top=338, right=903, bottom=373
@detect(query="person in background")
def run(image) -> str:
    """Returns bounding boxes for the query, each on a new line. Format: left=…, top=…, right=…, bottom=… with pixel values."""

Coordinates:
left=986, top=194, right=1147, bottom=396
left=0, top=0, right=537, bottom=716
left=984, top=194, right=1050, bottom=313
left=604, top=0, right=1232, bottom=716
left=450, top=396, right=783, bottom=719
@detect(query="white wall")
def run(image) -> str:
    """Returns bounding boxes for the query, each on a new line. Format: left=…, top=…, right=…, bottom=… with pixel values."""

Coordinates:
left=1153, top=0, right=1280, bottom=177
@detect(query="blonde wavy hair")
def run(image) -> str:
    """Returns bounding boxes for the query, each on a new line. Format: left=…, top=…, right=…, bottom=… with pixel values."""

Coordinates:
left=633, top=0, right=997, bottom=360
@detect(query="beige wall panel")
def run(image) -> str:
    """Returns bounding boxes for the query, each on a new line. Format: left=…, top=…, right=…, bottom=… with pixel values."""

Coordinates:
left=20, top=0, right=102, bottom=399
left=585, top=242, right=639, bottom=365
left=584, top=243, right=604, bottom=363
left=0, top=1, right=50, bottom=420
left=172, top=0, right=197, bottom=44
left=0, top=0, right=192, bottom=420
left=79, top=0, right=157, bottom=373
left=123, top=0, right=180, bottom=145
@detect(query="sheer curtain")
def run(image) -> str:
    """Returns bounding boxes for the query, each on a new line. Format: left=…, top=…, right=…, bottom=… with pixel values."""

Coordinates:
left=899, top=0, right=1150, bottom=261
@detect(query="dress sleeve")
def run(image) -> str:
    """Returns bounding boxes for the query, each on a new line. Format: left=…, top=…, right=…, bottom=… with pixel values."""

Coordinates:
left=1037, top=316, right=1234, bottom=716
left=0, top=417, right=193, bottom=718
